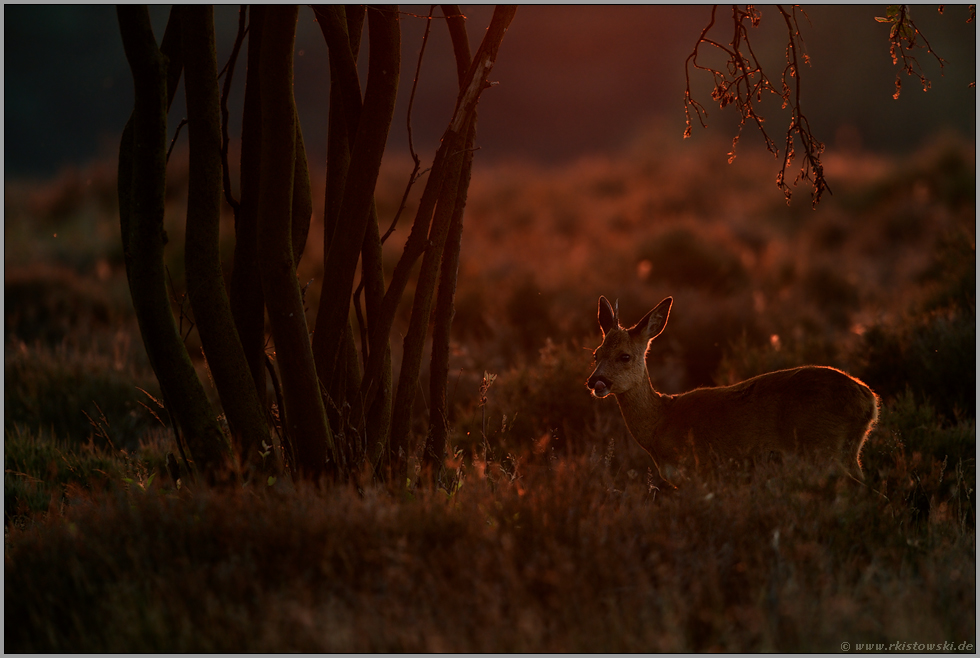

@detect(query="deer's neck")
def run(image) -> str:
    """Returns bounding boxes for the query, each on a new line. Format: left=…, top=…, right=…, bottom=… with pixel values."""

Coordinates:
left=615, top=373, right=666, bottom=454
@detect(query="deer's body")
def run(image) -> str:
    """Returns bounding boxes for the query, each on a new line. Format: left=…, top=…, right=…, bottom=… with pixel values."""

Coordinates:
left=588, top=296, right=878, bottom=478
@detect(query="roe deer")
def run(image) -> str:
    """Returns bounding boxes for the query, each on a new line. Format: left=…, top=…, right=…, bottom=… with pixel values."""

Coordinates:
left=587, top=296, right=879, bottom=479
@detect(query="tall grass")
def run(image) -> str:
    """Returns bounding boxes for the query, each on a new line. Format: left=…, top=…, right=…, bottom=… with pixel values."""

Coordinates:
left=5, top=431, right=974, bottom=652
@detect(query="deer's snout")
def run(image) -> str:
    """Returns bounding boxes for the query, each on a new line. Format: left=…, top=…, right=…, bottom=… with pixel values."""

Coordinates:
left=587, top=373, right=613, bottom=398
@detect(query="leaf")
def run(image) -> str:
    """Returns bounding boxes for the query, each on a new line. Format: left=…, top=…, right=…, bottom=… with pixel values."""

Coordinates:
left=267, top=476, right=277, bottom=487
left=146, top=472, right=156, bottom=488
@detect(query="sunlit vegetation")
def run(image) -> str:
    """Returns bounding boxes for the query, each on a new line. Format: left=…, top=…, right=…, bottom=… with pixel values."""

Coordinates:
left=4, top=129, right=975, bottom=651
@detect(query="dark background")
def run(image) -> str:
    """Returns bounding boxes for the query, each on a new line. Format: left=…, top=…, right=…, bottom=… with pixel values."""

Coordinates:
left=4, top=5, right=975, bottom=179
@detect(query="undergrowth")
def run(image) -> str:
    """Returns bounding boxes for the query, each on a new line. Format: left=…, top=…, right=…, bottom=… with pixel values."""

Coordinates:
left=4, top=425, right=974, bottom=652
left=4, top=131, right=974, bottom=652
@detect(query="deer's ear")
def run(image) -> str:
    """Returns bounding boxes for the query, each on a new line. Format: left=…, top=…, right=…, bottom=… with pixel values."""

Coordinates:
left=630, top=296, right=672, bottom=343
left=598, top=296, right=616, bottom=335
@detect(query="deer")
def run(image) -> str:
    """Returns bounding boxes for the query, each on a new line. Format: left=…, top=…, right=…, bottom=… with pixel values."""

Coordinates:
left=586, top=296, right=879, bottom=481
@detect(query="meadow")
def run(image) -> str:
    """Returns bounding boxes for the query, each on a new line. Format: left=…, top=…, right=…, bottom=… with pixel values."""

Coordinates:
left=4, top=127, right=975, bottom=651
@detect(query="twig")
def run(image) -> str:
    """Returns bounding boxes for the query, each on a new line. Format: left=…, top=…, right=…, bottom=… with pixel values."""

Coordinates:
left=407, top=6, right=435, bottom=169
left=378, top=5, right=435, bottom=246
left=219, top=5, right=248, bottom=212
left=380, top=166, right=430, bottom=245
left=166, top=118, right=188, bottom=163
left=165, top=265, right=195, bottom=343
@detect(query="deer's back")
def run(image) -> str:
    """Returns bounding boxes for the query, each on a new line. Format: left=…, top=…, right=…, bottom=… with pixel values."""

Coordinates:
left=653, top=366, right=877, bottom=463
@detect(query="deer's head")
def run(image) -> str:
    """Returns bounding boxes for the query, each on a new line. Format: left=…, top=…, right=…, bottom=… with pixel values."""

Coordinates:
left=587, top=296, right=672, bottom=398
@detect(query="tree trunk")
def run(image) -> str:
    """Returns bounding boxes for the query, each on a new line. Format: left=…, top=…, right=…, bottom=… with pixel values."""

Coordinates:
left=117, top=5, right=228, bottom=478
left=256, top=4, right=335, bottom=481
left=230, top=5, right=267, bottom=410
left=365, top=6, right=518, bottom=477
left=426, top=5, right=475, bottom=473
left=181, top=5, right=271, bottom=471
left=311, top=5, right=400, bottom=389
left=314, top=4, right=393, bottom=471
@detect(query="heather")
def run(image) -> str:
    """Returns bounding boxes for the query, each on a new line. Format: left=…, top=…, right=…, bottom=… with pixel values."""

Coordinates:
left=5, top=130, right=975, bottom=651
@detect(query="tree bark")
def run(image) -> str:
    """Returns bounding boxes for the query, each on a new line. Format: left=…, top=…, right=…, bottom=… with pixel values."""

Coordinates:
left=181, top=5, right=271, bottom=470
left=314, top=4, right=392, bottom=469
left=426, top=5, right=474, bottom=473
left=257, top=4, right=335, bottom=481
left=230, top=4, right=267, bottom=409
left=311, top=5, right=400, bottom=388
left=117, top=5, right=228, bottom=478
left=389, top=115, right=474, bottom=467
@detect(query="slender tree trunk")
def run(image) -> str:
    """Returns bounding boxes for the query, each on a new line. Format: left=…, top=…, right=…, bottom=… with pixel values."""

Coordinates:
left=363, top=7, right=518, bottom=475
left=230, top=5, right=267, bottom=409
left=257, top=4, right=335, bottom=481
left=360, top=2, right=517, bottom=413
left=315, top=5, right=365, bottom=449
left=182, top=5, right=271, bottom=470
left=311, top=5, right=400, bottom=388
left=390, top=115, right=474, bottom=467
left=314, top=4, right=392, bottom=470
left=426, top=5, right=474, bottom=473
left=117, top=5, right=228, bottom=478
left=291, top=116, right=313, bottom=264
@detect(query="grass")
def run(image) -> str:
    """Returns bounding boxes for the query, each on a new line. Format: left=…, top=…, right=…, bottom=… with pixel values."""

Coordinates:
left=4, top=428, right=974, bottom=652
left=3, top=127, right=975, bottom=651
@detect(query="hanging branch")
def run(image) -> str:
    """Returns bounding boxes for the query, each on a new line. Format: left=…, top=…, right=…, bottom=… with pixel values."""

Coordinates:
left=874, top=4, right=947, bottom=99
left=684, top=6, right=778, bottom=154
left=775, top=5, right=827, bottom=207
left=684, top=5, right=830, bottom=207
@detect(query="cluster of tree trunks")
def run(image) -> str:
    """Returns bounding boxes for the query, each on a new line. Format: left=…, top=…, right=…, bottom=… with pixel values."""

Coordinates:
left=117, top=4, right=517, bottom=484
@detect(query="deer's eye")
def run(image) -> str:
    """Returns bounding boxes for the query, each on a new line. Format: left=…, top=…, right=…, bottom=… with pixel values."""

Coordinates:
left=619, top=353, right=631, bottom=362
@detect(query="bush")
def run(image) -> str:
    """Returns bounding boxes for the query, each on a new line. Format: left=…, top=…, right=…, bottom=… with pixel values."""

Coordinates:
left=859, top=309, right=975, bottom=422
left=637, top=228, right=749, bottom=296
left=453, top=340, right=621, bottom=458
left=5, top=264, right=118, bottom=346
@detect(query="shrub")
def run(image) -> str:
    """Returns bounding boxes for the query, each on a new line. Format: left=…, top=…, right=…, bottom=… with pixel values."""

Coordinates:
left=505, top=277, right=558, bottom=357
left=637, top=228, right=749, bottom=296
left=859, top=309, right=975, bottom=422
left=453, top=340, right=620, bottom=458
left=5, top=264, right=119, bottom=346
